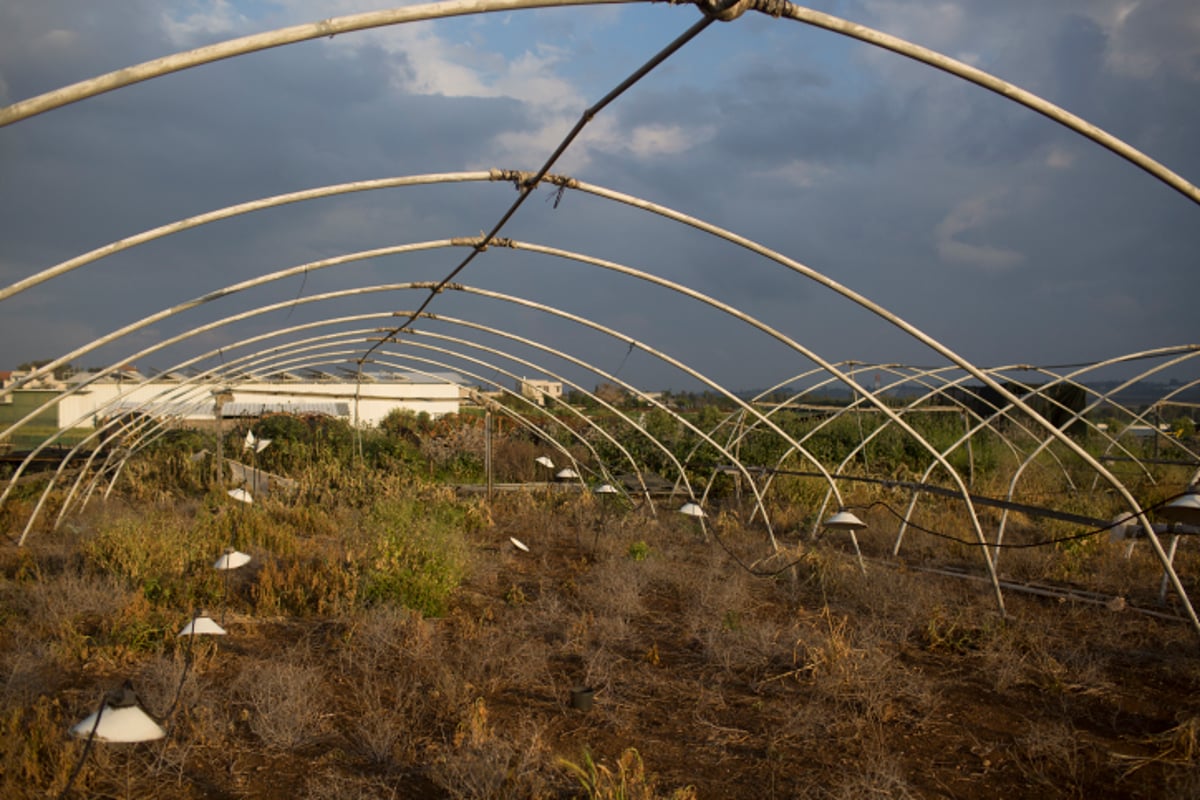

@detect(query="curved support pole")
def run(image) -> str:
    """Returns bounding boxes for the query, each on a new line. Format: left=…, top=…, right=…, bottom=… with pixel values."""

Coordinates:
left=889, top=366, right=1078, bottom=558
left=16, top=391, right=217, bottom=544
left=361, top=344, right=638, bottom=495
left=399, top=310, right=765, bottom=543
left=554, top=179, right=1199, bottom=621
left=214, top=344, right=613, bottom=489
left=91, top=342, right=601, bottom=515
left=0, top=179, right=1193, bottom=625
left=23, top=316, right=677, bottom=534
left=4, top=164, right=1187, bottom=595
left=4, top=378, right=221, bottom=514
left=0, top=0, right=641, bottom=128
left=685, top=367, right=825, bottom=526
left=76, top=447, right=121, bottom=512
left=394, top=330, right=659, bottom=511
left=710, top=363, right=862, bottom=532
left=990, top=354, right=1200, bottom=562
left=1, top=236, right=458, bottom=408
left=53, top=418, right=153, bottom=530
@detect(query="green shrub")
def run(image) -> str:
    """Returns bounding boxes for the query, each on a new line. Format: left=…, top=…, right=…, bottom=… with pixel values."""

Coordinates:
left=360, top=495, right=474, bottom=617
left=83, top=507, right=225, bottom=607
left=627, top=540, right=651, bottom=561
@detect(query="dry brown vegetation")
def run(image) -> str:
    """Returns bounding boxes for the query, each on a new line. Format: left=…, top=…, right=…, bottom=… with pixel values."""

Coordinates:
left=1, top=450, right=1199, bottom=799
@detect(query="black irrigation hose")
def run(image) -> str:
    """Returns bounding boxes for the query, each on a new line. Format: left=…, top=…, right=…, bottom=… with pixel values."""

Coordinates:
left=57, top=697, right=104, bottom=800
left=864, top=494, right=1198, bottom=550
left=161, top=622, right=197, bottom=723
left=700, top=489, right=1197, bottom=580
left=706, top=524, right=803, bottom=577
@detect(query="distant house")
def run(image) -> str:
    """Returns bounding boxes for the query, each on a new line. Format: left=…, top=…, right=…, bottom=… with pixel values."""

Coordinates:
left=518, top=378, right=563, bottom=407
left=4, top=368, right=67, bottom=392
left=1121, top=423, right=1171, bottom=439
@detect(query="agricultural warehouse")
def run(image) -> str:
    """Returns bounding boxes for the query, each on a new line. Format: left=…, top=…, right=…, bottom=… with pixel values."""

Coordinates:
left=0, top=367, right=464, bottom=430
left=0, top=2, right=1198, bottom=799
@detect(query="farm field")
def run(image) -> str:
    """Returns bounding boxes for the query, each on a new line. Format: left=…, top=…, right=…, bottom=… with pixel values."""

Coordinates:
left=1, top=429, right=1197, bottom=799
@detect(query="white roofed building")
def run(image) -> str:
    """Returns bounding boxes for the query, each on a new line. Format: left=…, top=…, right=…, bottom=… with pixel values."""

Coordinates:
left=30, top=369, right=466, bottom=431
left=518, top=378, right=563, bottom=407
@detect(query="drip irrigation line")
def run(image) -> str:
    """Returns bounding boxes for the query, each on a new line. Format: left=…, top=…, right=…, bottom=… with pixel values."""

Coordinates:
left=358, top=11, right=719, bottom=366
left=865, top=497, right=1195, bottom=550
left=706, top=524, right=810, bottom=578
left=742, top=465, right=1166, bottom=530
left=701, top=485, right=1194, bottom=578
left=161, top=624, right=197, bottom=723
left=57, top=694, right=104, bottom=800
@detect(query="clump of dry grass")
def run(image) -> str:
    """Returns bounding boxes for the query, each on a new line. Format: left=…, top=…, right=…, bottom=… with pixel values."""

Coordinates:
left=1013, top=720, right=1087, bottom=792
left=0, top=692, right=78, bottom=797
left=816, top=746, right=919, bottom=800
left=575, top=555, right=646, bottom=637
left=335, top=603, right=471, bottom=765
left=234, top=656, right=327, bottom=751
left=2, top=427, right=1198, bottom=799
left=430, top=700, right=554, bottom=800
left=789, top=609, right=936, bottom=735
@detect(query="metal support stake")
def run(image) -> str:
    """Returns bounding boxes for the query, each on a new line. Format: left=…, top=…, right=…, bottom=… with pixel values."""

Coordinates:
left=1158, top=533, right=1181, bottom=604
left=484, top=409, right=493, bottom=504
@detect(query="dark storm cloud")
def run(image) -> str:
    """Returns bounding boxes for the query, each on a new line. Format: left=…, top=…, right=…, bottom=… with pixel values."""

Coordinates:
left=584, top=1, right=1199, bottom=375
left=0, top=3, right=547, bottom=369
left=1, top=1, right=1197, bottom=389
left=0, top=1, right=170, bottom=101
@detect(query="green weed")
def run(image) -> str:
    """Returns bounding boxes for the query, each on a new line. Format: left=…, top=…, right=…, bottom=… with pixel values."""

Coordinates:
left=627, top=541, right=651, bottom=561
left=557, top=747, right=697, bottom=800
left=359, top=495, right=473, bottom=617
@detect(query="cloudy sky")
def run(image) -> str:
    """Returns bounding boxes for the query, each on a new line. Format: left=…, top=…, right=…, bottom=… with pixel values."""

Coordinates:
left=1, top=0, right=1197, bottom=393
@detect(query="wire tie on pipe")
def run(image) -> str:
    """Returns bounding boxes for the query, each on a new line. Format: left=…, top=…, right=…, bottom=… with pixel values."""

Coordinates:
left=753, top=0, right=788, bottom=19
left=699, top=0, right=755, bottom=21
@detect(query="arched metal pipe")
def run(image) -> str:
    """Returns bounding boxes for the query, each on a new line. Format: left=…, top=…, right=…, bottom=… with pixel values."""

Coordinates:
left=226, top=346, right=602, bottom=489
left=545, top=179, right=1197, bottom=632
left=3, top=165, right=1185, bottom=580
left=0, top=0, right=641, bottom=127
left=889, top=364, right=1098, bottom=558
left=80, top=329, right=657, bottom=517
left=226, top=336, right=642, bottom=500
left=990, top=352, right=1200, bottom=563
left=4, top=231, right=826, bottom=548
left=51, top=329, right=666, bottom=532
left=6, top=230, right=995, bottom=596
left=3, top=0, right=1194, bottom=204
left=498, top=240, right=1009, bottom=600
left=775, top=365, right=1033, bottom=541
left=54, top=398, right=212, bottom=528
left=388, top=310, right=770, bottom=543
left=18, top=312, right=691, bottom=534
left=387, top=329, right=662, bottom=509
left=53, top=340, right=591, bottom=523
left=206, top=321, right=715, bottom=520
